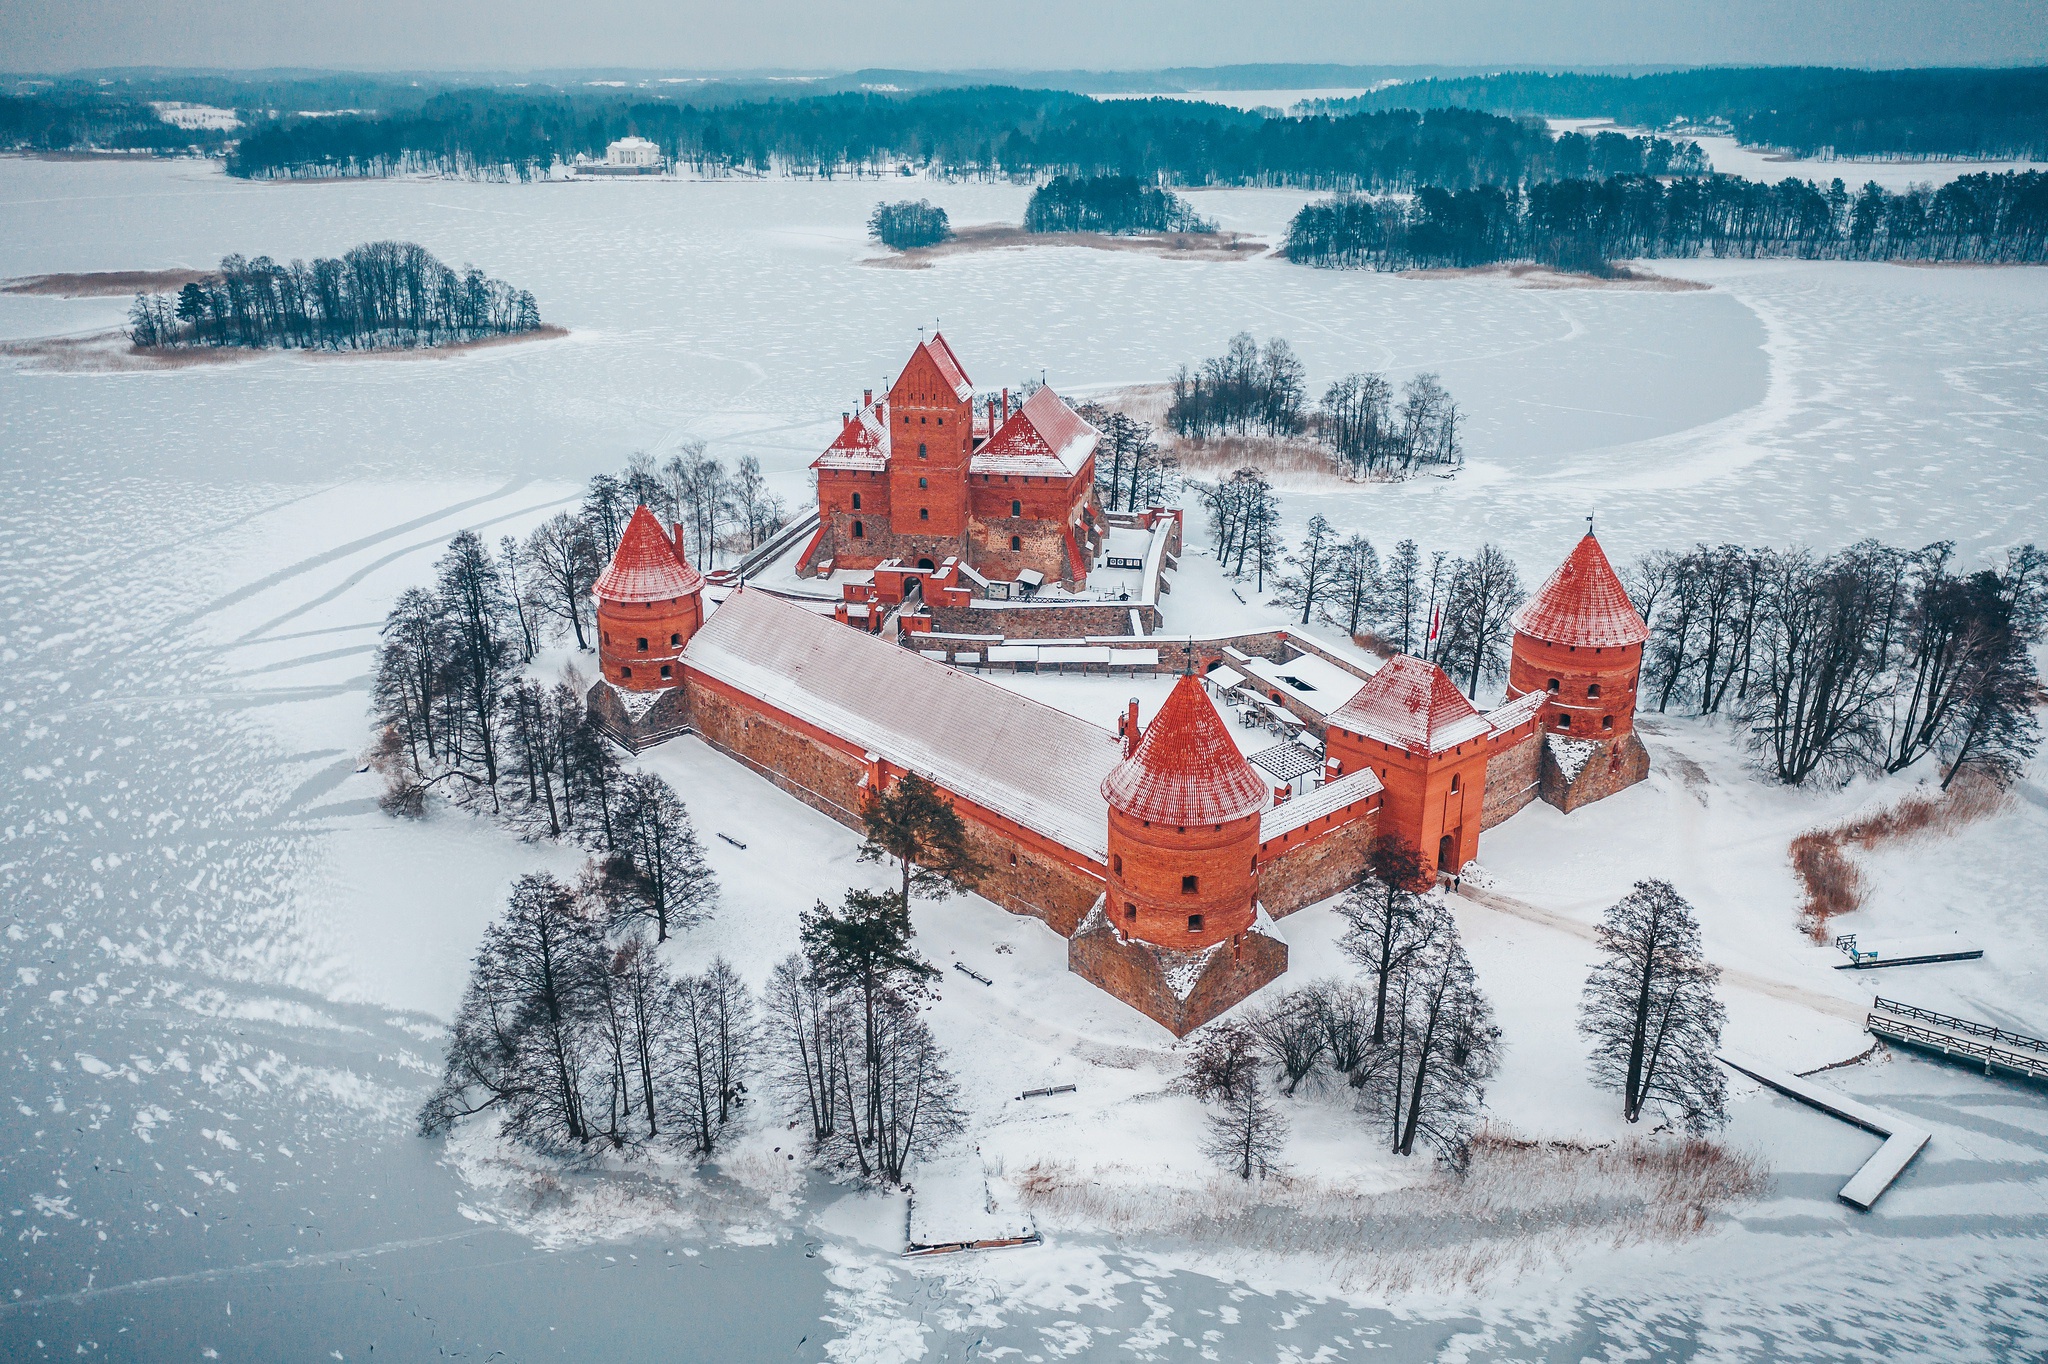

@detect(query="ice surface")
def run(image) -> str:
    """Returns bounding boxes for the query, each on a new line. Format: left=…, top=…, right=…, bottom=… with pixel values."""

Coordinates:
left=3, top=158, right=2046, bottom=1358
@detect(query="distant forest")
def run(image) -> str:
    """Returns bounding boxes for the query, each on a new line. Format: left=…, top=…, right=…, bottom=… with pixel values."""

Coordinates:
left=214, top=88, right=1697, bottom=188
left=0, top=90, right=231, bottom=154
left=1023, top=175, right=1214, bottom=234
left=125, top=241, right=542, bottom=351
left=1310, top=67, right=2048, bottom=161
left=1283, top=172, right=2048, bottom=272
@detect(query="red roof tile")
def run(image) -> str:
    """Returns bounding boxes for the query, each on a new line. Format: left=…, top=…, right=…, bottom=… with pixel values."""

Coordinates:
left=1102, top=675, right=1269, bottom=825
left=923, top=332, right=974, bottom=400
left=594, top=505, right=703, bottom=604
left=1513, top=532, right=1649, bottom=648
left=813, top=402, right=890, bottom=471
left=1327, top=655, right=1489, bottom=753
left=973, top=386, right=1099, bottom=477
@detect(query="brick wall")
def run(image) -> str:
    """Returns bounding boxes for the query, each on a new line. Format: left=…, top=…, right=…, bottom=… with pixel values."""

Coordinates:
left=1541, top=730, right=1650, bottom=812
left=1482, top=731, right=1542, bottom=830
left=1068, top=903, right=1288, bottom=1035
left=928, top=601, right=1162, bottom=639
left=1259, top=808, right=1380, bottom=916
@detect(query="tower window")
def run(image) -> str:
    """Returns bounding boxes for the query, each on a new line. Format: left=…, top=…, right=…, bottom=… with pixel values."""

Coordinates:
left=1125, top=902, right=1137, bottom=919
left=919, top=508, right=929, bottom=521
left=659, top=664, right=672, bottom=679
left=918, top=443, right=928, bottom=458
left=670, top=632, right=680, bottom=646
left=1546, top=678, right=1559, bottom=692
left=1557, top=714, right=1572, bottom=730
left=1011, top=499, right=1022, bottom=517
left=621, top=666, right=632, bottom=680
left=1603, top=715, right=1614, bottom=730
left=1187, top=914, right=1204, bottom=933
left=636, top=637, right=648, bottom=652
left=919, top=477, right=927, bottom=488
left=1182, top=874, right=1198, bottom=895
left=937, top=417, right=943, bottom=426
left=1010, top=535, right=1022, bottom=551
left=1112, top=854, right=1122, bottom=875
left=1588, top=683, right=1602, bottom=699
left=851, top=521, right=864, bottom=538
left=851, top=492, right=861, bottom=510
left=1450, top=773, right=1461, bottom=793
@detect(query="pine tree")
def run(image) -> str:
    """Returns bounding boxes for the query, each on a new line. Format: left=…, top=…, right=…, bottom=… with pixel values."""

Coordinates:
left=859, top=771, right=983, bottom=905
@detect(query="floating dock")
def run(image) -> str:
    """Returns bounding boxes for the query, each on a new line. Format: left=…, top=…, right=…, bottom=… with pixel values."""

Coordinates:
left=1833, top=932, right=1983, bottom=969
left=1866, top=997, right=2048, bottom=1082
left=1718, top=1050, right=1931, bottom=1210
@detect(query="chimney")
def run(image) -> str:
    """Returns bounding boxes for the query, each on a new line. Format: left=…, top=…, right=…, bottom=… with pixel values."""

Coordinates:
left=988, top=397, right=997, bottom=431
left=863, top=388, right=872, bottom=408
left=671, top=522, right=688, bottom=561
left=1121, top=698, right=1141, bottom=757
left=1002, top=387, right=1010, bottom=419
left=1272, top=783, right=1292, bottom=806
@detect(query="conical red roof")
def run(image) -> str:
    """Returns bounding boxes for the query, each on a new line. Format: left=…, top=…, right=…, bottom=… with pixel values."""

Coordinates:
left=1512, top=532, right=1648, bottom=648
left=1101, top=675, right=1269, bottom=825
left=594, top=506, right=703, bottom=604
left=1328, top=655, right=1490, bottom=753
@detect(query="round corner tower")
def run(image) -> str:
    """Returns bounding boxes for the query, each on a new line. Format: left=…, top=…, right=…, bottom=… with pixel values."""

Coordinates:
left=1507, top=529, right=1650, bottom=739
left=1100, top=676, right=1270, bottom=952
left=594, top=505, right=705, bottom=692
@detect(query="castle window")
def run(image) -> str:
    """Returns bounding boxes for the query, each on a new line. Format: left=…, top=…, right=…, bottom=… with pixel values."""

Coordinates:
left=919, top=508, right=929, bottom=521
left=1182, top=875, right=1198, bottom=895
left=1112, top=854, right=1122, bottom=875
left=636, top=637, right=648, bottom=652
left=918, top=443, right=928, bottom=458
left=1587, top=683, right=1602, bottom=699
left=670, top=633, right=680, bottom=646
left=1187, top=914, right=1204, bottom=933
left=1011, top=499, right=1022, bottom=517
left=1546, top=678, right=1559, bottom=692
left=852, top=521, right=864, bottom=538
left=937, top=417, right=943, bottom=426
left=659, top=664, right=672, bottom=679
left=851, top=492, right=861, bottom=510
left=919, top=477, right=927, bottom=489
left=1603, top=715, right=1614, bottom=731
left=1450, top=773, right=1461, bottom=793
left=1011, top=535, right=1022, bottom=551
left=621, top=667, right=632, bottom=680
left=1009, top=850, right=1018, bottom=866
left=1125, top=902, right=1137, bottom=919
left=1557, top=713, right=1572, bottom=730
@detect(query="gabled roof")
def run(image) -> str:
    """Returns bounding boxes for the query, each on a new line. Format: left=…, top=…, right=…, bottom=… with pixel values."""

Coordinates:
left=813, top=402, right=891, bottom=472
left=1327, top=654, right=1490, bottom=754
left=971, top=386, right=1100, bottom=478
left=1102, top=675, right=1270, bottom=826
left=1513, top=532, right=1649, bottom=648
left=893, top=333, right=974, bottom=403
left=595, top=505, right=703, bottom=604
left=683, top=590, right=1122, bottom=857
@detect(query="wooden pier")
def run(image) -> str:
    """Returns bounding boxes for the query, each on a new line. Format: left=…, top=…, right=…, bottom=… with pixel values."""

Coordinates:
left=1867, top=997, right=2048, bottom=1082
left=1717, top=1050, right=1931, bottom=1210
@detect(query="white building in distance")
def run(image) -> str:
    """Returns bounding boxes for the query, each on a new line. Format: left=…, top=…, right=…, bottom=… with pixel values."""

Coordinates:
left=605, top=136, right=662, bottom=169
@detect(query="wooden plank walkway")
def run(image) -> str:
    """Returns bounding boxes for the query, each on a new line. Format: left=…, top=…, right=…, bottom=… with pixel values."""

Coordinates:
left=1867, top=997, right=2048, bottom=1082
left=1718, top=1050, right=1931, bottom=1210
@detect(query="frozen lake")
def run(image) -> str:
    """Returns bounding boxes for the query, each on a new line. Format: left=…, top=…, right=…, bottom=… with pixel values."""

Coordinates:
left=2, top=157, right=2046, bottom=1359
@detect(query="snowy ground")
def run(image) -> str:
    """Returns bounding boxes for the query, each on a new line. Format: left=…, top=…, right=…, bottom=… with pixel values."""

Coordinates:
left=3, top=157, right=2047, bottom=1359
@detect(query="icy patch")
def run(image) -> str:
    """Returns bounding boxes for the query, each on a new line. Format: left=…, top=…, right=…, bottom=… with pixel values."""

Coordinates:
left=1547, top=734, right=1602, bottom=783
left=441, top=1119, right=706, bottom=1250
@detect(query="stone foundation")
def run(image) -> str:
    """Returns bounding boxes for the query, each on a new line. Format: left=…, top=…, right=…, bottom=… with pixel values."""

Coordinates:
left=1540, top=730, right=1650, bottom=812
left=1068, top=898, right=1289, bottom=1036
left=1481, top=730, right=1543, bottom=830
left=585, top=680, right=692, bottom=752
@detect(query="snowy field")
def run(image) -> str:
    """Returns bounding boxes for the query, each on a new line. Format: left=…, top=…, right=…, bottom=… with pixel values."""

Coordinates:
left=3, top=156, right=2047, bottom=1359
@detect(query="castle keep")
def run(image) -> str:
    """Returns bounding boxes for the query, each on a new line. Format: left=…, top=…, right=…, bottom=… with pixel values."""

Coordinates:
left=587, top=342, right=1650, bottom=1035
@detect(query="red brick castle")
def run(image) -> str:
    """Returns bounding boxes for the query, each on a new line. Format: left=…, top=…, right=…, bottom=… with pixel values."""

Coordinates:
left=584, top=340, right=1650, bottom=1035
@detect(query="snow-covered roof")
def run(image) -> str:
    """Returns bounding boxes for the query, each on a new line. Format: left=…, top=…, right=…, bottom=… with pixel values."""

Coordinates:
left=1326, top=654, right=1490, bottom=754
left=1102, top=675, right=1270, bottom=826
left=1236, top=651, right=1370, bottom=719
left=1259, top=767, right=1383, bottom=844
left=971, top=386, right=1099, bottom=478
left=1513, top=532, right=1649, bottom=648
left=594, top=505, right=704, bottom=603
left=1486, top=688, right=1546, bottom=736
left=684, top=590, right=1122, bottom=857
left=920, top=332, right=975, bottom=401
left=813, top=402, right=891, bottom=472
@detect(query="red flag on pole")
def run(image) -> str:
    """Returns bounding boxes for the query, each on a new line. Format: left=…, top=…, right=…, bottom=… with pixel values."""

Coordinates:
left=1428, top=606, right=1440, bottom=642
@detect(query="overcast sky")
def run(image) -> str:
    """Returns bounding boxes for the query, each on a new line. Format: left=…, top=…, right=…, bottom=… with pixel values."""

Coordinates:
left=5, top=0, right=2043, bottom=74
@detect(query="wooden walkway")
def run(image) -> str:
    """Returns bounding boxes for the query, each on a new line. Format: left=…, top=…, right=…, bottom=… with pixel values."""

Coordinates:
left=1717, top=1050, right=1931, bottom=1210
left=1867, top=997, right=2048, bottom=1082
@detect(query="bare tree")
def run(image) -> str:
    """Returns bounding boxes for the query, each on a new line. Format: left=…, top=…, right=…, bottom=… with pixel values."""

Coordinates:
left=764, top=952, right=846, bottom=1146
left=1202, top=1069, right=1288, bottom=1180
left=1177, top=1020, right=1262, bottom=1103
left=673, top=955, right=758, bottom=1156
left=1578, top=879, right=1727, bottom=1133
left=1326, top=534, right=1381, bottom=638
left=611, top=773, right=718, bottom=941
left=1339, top=841, right=1438, bottom=1045
left=1377, top=538, right=1424, bottom=654
left=1368, top=923, right=1498, bottom=1165
left=1269, top=514, right=1341, bottom=625
left=523, top=512, right=599, bottom=651
left=1437, top=544, right=1525, bottom=695
left=1245, top=990, right=1328, bottom=1095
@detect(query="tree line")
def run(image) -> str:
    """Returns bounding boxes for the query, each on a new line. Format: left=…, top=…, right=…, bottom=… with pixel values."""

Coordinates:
left=1190, top=845, right=1726, bottom=1179
left=0, top=88, right=233, bottom=154
left=1022, top=175, right=1214, bottom=234
left=1311, top=66, right=2048, bottom=162
left=869, top=199, right=952, bottom=250
left=1626, top=540, right=2046, bottom=789
left=215, top=85, right=1697, bottom=192
left=1283, top=172, right=2048, bottom=273
left=1166, top=333, right=1464, bottom=480
left=126, top=241, right=542, bottom=351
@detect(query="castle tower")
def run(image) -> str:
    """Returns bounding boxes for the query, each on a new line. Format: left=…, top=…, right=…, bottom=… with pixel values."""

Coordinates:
left=1323, top=655, right=1495, bottom=883
left=594, top=505, right=704, bottom=692
left=885, top=332, right=974, bottom=542
left=1070, top=675, right=1287, bottom=1035
left=1507, top=529, right=1652, bottom=808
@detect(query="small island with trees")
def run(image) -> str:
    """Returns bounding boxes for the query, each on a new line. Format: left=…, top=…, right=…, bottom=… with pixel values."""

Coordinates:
left=867, top=175, right=1258, bottom=268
